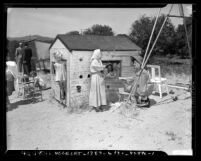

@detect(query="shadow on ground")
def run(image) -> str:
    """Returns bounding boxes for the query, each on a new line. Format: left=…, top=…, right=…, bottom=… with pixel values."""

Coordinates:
left=7, top=97, right=44, bottom=112
left=152, top=92, right=168, bottom=97
left=102, top=105, right=111, bottom=111
left=149, top=98, right=157, bottom=106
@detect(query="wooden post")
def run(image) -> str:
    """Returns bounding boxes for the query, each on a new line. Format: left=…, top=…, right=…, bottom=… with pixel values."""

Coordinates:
left=38, top=60, right=41, bottom=71
left=168, top=15, right=190, bottom=18
left=142, top=4, right=174, bottom=68
left=142, top=8, right=161, bottom=66
left=66, top=53, right=70, bottom=107
left=42, top=59, right=45, bottom=71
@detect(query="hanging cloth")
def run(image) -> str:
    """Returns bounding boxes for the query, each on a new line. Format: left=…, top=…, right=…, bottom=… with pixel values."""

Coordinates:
left=54, top=62, right=66, bottom=101
left=54, top=63, right=66, bottom=82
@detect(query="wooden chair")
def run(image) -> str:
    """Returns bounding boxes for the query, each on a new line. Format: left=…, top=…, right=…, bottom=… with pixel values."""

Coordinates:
left=146, top=65, right=169, bottom=98
left=17, top=73, right=42, bottom=101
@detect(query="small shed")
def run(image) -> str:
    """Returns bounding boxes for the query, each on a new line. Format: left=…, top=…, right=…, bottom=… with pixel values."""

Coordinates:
left=27, top=38, right=53, bottom=71
left=49, top=34, right=142, bottom=108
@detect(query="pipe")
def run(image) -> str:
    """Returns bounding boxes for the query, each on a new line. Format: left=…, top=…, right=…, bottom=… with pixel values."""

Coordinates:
left=167, top=84, right=189, bottom=90
left=142, top=4, right=174, bottom=69
left=142, top=8, right=161, bottom=67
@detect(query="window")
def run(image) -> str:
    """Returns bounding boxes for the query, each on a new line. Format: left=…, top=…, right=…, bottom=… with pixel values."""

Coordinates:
left=102, top=60, right=121, bottom=77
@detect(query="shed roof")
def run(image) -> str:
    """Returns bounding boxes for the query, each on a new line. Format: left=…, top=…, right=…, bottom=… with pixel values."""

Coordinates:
left=50, top=34, right=141, bottom=51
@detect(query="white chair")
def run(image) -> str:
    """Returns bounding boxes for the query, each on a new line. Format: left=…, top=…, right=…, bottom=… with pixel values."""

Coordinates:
left=146, top=65, right=169, bottom=98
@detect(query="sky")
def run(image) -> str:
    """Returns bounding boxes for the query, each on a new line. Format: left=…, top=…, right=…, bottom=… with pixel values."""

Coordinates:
left=7, top=4, right=192, bottom=38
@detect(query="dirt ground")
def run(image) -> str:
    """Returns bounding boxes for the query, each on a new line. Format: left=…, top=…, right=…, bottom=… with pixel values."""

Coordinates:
left=7, top=84, right=192, bottom=155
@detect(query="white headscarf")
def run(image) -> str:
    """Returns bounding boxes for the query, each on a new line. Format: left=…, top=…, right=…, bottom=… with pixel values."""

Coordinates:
left=90, top=49, right=101, bottom=62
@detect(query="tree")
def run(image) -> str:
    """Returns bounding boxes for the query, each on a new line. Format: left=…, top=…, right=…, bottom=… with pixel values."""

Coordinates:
left=129, top=14, right=177, bottom=56
left=65, top=31, right=80, bottom=35
left=185, top=16, right=192, bottom=53
left=175, top=16, right=192, bottom=58
left=117, top=34, right=128, bottom=37
left=175, top=25, right=188, bottom=57
left=83, top=24, right=114, bottom=36
left=129, top=15, right=152, bottom=54
left=152, top=15, right=177, bottom=56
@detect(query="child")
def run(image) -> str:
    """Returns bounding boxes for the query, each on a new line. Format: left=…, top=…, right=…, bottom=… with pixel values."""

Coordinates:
left=105, top=64, right=116, bottom=78
left=30, top=71, right=46, bottom=90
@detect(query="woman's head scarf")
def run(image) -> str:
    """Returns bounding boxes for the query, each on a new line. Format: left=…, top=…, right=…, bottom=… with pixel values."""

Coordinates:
left=90, top=49, right=101, bottom=62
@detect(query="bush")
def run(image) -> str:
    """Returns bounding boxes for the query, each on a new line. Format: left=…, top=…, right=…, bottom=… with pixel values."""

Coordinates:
left=148, top=56, right=191, bottom=77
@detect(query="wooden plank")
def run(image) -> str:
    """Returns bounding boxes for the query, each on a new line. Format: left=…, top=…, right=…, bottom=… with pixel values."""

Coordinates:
left=168, top=15, right=190, bottom=18
left=67, top=53, right=70, bottom=107
left=167, top=84, right=189, bottom=90
left=119, top=77, right=134, bottom=80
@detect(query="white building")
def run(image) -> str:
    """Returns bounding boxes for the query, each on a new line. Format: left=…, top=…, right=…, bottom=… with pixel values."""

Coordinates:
left=49, top=34, right=142, bottom=108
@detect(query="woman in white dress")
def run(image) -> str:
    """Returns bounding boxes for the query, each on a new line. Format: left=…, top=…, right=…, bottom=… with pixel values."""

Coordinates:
left=89, top=49, right=107, bottom=112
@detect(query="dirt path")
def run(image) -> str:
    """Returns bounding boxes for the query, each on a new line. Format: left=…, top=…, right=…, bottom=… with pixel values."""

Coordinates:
left=7, top=89, right=192, bottom=155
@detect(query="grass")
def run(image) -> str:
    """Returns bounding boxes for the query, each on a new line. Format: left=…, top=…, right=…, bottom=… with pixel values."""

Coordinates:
left=148, top=56, right=192, bottom=84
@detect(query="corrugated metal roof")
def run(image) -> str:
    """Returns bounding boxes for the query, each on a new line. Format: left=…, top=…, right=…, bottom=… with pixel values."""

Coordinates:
left=50, top=34, right=141, bottom=51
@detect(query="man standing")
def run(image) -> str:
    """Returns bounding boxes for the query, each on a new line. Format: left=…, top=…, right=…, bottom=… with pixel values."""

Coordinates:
left=15, top=42, right=23, bottom=73
left=22, top=43, right=32, bottom=75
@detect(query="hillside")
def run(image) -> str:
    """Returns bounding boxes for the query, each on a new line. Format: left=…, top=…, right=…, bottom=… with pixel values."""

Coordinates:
left=7, top=35, right=54, bottom=43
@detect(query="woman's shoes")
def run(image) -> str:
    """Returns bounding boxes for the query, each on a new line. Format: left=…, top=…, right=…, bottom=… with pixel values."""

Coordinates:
left=92, top=105, right=108, bottom=112
left=94, top=108, right=99, bottom=112
left=94, top=107, right=102, bottom=112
